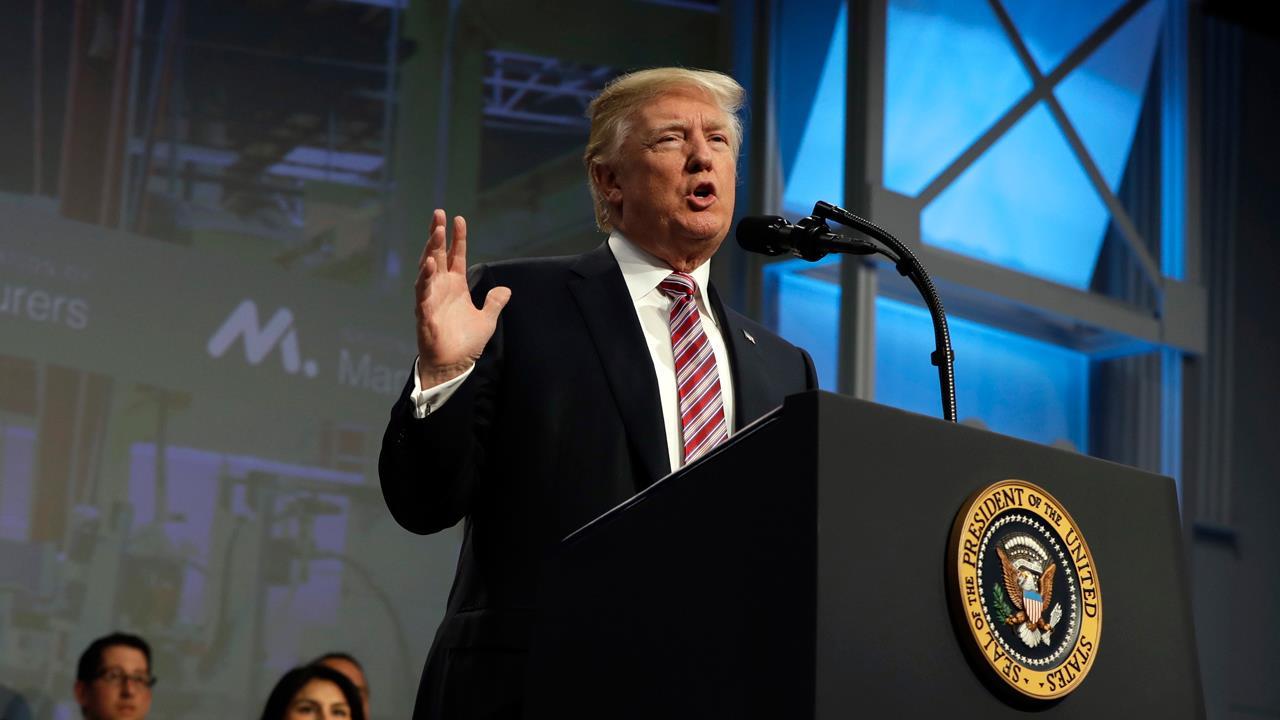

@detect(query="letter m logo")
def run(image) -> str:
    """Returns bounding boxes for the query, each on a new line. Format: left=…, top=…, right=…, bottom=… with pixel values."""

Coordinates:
left=207, top=299, right=311, bottom=375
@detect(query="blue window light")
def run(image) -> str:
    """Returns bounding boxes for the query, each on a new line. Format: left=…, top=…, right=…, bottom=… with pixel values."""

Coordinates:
left=921, top=103, right=1110, bottom=289
left=1000, top=0, right=1130, bottom=75
left=765, top=0, right=1168, bottom=453
left=884, top=0, right=1032, bottom=197
left=764, top=261, right=1089, bottom=449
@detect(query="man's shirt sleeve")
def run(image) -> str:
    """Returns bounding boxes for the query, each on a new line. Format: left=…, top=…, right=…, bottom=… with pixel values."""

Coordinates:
left=409, top=357, right=475, bottom=418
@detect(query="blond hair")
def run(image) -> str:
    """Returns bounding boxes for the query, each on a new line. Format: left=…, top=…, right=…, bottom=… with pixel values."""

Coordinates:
left=584, top=68, right=745, bottom=232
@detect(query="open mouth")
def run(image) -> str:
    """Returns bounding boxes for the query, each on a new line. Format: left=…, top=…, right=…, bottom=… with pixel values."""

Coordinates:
left=688, top=182, right=717, bottom=207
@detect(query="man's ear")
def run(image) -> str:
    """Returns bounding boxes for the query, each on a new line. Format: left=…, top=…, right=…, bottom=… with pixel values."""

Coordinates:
left=73, top=680, right=88, bottom=708
left=591, top=161, right=623, bottom=204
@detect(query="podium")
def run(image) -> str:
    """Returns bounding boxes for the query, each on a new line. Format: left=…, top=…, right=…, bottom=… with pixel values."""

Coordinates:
left=524, top=391, right=1204, bottom=718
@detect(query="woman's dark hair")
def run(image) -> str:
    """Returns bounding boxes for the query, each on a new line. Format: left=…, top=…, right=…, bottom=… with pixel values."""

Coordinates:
left=258, top=664, right=366, bottom=720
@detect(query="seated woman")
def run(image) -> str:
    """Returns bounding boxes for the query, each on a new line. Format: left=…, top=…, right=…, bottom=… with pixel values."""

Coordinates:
left=259, top=664, right=367, bottom=720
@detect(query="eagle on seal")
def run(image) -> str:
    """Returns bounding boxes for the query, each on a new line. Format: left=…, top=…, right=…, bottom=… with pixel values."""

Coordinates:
left=997, top=545, right=1056, bottom=632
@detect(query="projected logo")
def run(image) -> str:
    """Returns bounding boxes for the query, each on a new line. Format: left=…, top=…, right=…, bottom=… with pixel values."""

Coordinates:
left=207, top=299, right=320, bottom=378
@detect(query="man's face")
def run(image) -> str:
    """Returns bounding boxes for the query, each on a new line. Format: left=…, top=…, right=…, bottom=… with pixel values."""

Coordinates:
left=318, top=657, right=369, bottom=720
left=597, top=88, right=737, bottom=270
left=74, top=646, right=152, bottom=720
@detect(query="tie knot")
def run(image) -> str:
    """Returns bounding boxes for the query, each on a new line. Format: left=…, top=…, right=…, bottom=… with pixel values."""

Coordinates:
left=658, top=272, right=697, bottom=300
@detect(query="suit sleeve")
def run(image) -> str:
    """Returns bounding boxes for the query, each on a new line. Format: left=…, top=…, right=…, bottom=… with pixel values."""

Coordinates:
left=377, top=264, right=504, bottom=535
left=2, top=693, right=33, bottom=720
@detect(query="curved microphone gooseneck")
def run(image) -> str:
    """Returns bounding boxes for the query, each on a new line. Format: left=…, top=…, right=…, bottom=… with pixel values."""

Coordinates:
left=736, top=202, right=957, bottom=423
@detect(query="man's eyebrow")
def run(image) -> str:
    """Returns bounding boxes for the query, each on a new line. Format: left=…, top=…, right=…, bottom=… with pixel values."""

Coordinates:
left=649, top=120, right=690, bottom=135
left=647, top=119, right=728, bottom=137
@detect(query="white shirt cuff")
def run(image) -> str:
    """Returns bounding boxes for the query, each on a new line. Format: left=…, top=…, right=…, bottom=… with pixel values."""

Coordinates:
left=410, top=358, right=475, bottom=419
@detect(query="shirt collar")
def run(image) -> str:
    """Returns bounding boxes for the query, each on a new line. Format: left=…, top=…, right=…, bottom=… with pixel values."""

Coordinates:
left=608, top=230, right=713, bottom=303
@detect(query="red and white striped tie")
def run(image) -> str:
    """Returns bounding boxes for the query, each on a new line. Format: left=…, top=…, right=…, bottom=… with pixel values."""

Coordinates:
left=659, top=271, right=729, bottom=465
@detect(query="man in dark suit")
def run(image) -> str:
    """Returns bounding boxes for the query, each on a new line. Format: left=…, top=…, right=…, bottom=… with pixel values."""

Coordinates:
left=379, top=67, right=817, bottom=719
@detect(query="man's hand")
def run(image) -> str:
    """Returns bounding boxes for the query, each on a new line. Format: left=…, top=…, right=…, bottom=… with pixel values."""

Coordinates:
left=415, top=209, right=512, bottom=388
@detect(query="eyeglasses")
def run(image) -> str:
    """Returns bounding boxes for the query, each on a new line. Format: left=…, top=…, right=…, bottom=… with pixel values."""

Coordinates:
left=95, top=669, right=157, bottom=690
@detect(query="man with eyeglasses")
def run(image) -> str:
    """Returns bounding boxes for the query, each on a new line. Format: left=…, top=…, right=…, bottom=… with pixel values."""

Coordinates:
left=73, top=632, right=155, bottom=720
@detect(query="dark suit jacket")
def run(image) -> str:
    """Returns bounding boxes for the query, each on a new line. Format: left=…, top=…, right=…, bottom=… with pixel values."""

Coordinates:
left=0, top=685, right=32, bottom=720
left=379, top=243, right=817, bottom=719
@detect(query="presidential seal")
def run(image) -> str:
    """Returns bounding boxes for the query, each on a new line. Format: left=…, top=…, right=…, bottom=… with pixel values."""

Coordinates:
left=947, top=479, right=1102, bottom=700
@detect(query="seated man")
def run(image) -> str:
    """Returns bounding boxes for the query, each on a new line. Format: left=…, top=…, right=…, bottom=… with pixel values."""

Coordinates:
left=73, top=632, right=154, bottom=720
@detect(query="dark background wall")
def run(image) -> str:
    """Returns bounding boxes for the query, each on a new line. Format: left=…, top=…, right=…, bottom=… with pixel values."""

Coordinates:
left=1191, top=13, right=1280, bottom=717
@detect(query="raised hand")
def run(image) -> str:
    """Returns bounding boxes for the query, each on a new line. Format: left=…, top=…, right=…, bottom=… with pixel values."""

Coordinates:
left=415, top=209, right=512, bottom=388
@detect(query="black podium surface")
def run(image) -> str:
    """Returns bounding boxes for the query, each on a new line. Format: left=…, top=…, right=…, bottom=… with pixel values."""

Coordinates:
left=525, top=391, right=1203, bottom=718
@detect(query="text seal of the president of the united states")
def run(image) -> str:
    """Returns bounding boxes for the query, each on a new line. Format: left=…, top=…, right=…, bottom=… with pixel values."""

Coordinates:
left=947, top=479, right=1102, bottom=701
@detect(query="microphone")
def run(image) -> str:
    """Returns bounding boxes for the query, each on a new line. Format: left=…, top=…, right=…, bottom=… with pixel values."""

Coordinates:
left=736, top=215, right=877, bottom=262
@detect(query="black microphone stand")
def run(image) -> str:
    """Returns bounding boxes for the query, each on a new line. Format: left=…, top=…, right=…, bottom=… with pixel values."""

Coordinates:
left=807, top=200, right=957, bottom=423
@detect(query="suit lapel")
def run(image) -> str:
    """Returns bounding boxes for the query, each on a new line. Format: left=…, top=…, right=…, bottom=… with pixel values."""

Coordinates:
left=707, top=283, right=773, bottom=428
left=568, top=244, right=669, bottom=489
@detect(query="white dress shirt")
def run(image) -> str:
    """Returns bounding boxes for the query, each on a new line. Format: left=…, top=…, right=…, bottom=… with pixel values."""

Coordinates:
left=411, top=231, right=735, bottom=473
